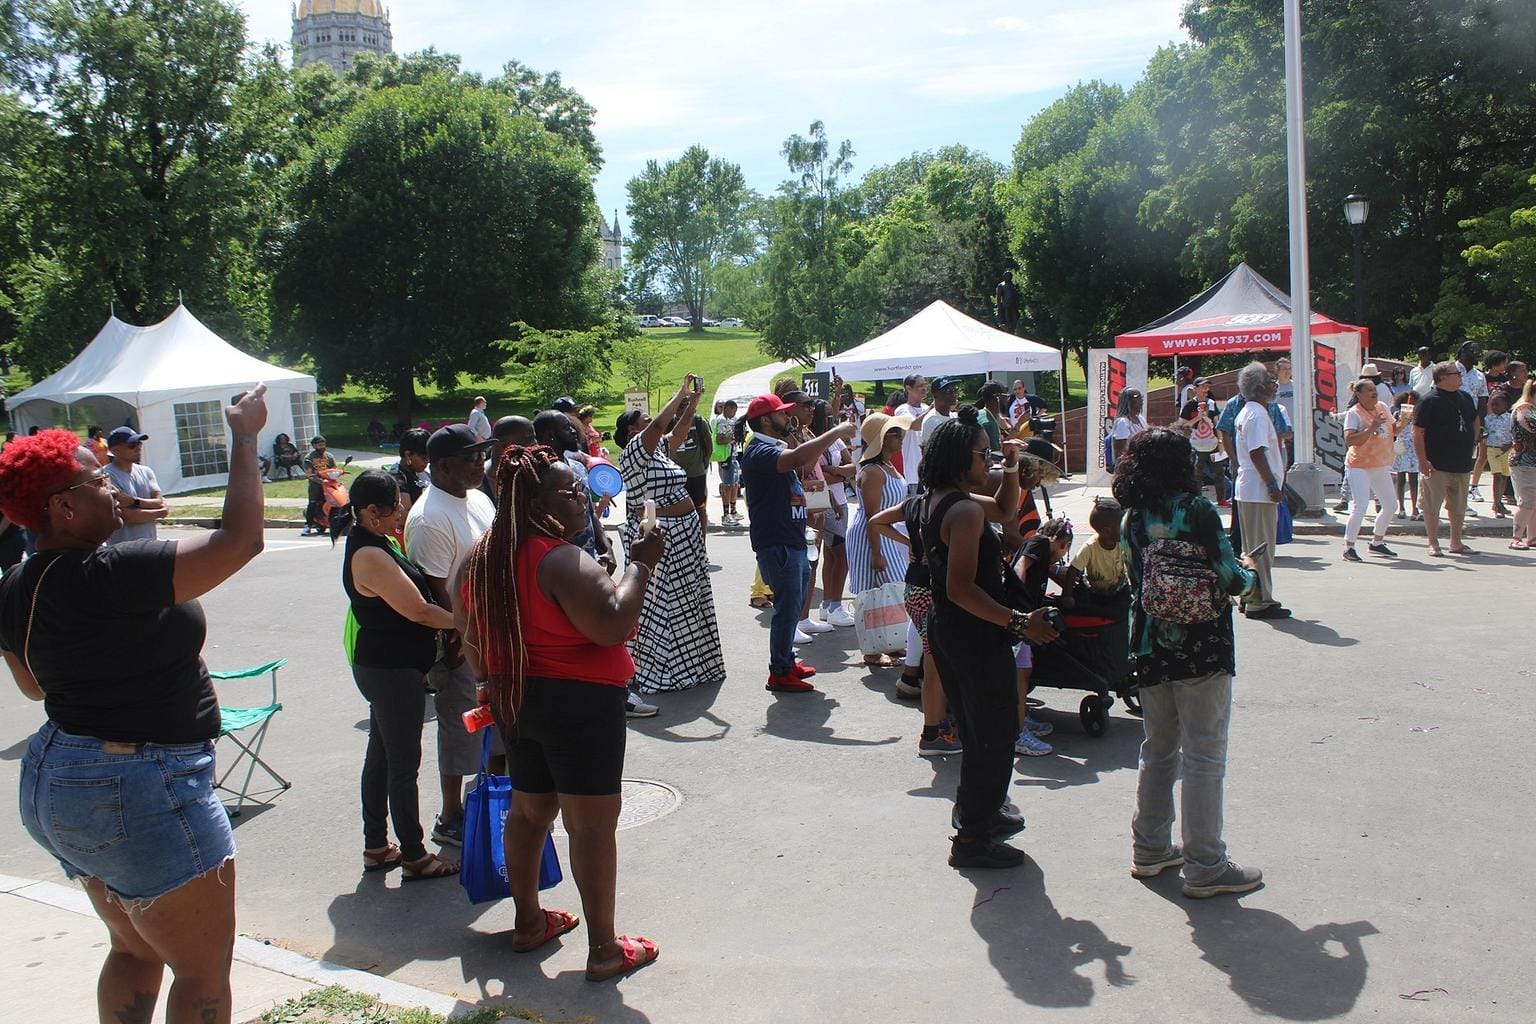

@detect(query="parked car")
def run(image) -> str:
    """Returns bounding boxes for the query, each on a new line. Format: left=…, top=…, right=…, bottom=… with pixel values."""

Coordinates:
left=635, top=314, right=665, bottom=327
left=701, top=317, right=720, bottom=327
left=662, top=316, right=690, bottom=327
left=718, top=317, right=744, bottom=327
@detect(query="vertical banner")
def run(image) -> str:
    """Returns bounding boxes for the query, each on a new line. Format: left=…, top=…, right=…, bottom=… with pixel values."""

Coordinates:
left=1310, top=331, right=1361, bottom=480
left=1086, top=348, right=1149, bottom=488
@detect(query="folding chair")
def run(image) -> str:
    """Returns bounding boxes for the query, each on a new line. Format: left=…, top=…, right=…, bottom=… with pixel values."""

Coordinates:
left=209, top=658, right=291, bottom=817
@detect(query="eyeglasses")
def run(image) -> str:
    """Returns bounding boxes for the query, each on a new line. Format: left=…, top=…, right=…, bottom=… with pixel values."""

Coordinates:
left=972, top=448, right=991, bottom=460
left=57, top=471, right=112, bottom=495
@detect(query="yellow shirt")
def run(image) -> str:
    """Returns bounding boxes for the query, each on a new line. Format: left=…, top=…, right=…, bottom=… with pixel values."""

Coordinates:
left=1071, top=539, right=1126, bottom=593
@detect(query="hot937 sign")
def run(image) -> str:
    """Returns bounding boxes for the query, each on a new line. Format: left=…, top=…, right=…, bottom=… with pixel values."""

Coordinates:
left=1309, top=334, right=1362, bottom=477
left=1087, top=348, right=1149, bottom=488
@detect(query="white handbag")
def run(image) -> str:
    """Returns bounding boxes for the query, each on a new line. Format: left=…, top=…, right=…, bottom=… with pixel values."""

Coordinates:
left=854, top=579, right=909, bottom=656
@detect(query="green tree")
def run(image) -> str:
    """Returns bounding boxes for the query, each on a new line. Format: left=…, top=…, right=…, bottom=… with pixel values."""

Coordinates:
left=505, top=323, right=613, bottom=407
left=626, top=146, right=754, bottom=330
left=7, top=0, right=279, bottom=374
left=269, top=76, right=601, bottom=426
left=612, top=332, right=679, bottom=408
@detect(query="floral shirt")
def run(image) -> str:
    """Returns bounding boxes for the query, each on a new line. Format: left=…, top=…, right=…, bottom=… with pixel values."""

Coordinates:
left=1484, top=410, right=1513, bottom=448
left=1512, top=406, right=1536, bottom=469
left=1123, top=493, right=1256, bottom=687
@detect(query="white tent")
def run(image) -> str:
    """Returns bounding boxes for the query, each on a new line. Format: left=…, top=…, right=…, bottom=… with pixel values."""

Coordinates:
left=814, top=300, right=1061, bottom=379
left=7, top=305, right=318, bottom=494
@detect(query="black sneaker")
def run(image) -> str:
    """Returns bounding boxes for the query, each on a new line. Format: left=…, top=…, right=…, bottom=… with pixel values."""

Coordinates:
left=431, top=816, right=463, bottom=848
left=989, top=809, right=1027, bottom=840
left=1245, top=605, right=1292, bottom=620
left=1342, top=547, right=1363, bottom=563
left=1368, top=542, right=1397, bottom=557
left=1332, top=501, right=1350, bottom=513
left=949, top=838, right=1026, bottom=869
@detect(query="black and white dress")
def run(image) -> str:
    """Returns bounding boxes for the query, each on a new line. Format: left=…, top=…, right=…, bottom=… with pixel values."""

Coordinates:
left=618, top=433, right=726, bottom=693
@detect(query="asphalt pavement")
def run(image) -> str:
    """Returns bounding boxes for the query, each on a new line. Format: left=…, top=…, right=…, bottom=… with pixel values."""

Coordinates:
left=0, top=498, right=1529, bottom=1023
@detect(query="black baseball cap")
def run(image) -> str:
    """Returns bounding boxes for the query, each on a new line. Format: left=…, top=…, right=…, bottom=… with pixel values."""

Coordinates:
left=426, top=423, right=495, bottom=461
left=931, top=377, right=959, bottom=393
left=551, top=397, right=578, bottom=413
left=106, top=427, right=147, bottom=446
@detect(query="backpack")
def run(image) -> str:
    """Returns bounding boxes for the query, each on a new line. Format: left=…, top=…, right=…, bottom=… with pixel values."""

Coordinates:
left=1139, top=500, right=1224, bottom=625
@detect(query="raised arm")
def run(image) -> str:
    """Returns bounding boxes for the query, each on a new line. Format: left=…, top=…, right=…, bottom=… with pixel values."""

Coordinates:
left=641, top=375, right=698, bottom=455
left=172, top=386, right=267, bottom=603
left=777, top=421, right=857, bottom=473
left=544, top=526, right=664, bottom=646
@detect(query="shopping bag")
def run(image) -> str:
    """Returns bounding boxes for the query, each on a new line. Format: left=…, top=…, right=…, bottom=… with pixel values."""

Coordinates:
left=854, top=579, right=909, bottom=656
left=1275, top=500, right=1294, bottom=545
left=461, top=732, right=561, bottom=904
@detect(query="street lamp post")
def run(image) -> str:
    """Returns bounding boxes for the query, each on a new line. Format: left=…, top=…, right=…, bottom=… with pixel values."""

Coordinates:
left=1343, top=192, right=1369, bottom=329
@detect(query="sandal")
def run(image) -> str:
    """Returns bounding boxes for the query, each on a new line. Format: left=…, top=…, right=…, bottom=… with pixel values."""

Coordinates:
left=749, top=596, right=773, bottom=609
left=1427, top=547, right=1444, bottom=557
left=1509, top=539, right=1529, bottom=550
left=402, top=853, right=459, bottom=881
left=586, top=934, right=659, bottom=982
left=512, top=909, right=580, bottom=953
left=1449, top=545, right=1475, bottom=555
left=864, top=654, right=896, bottom=668
left=362, top=843, right=402, bottom=873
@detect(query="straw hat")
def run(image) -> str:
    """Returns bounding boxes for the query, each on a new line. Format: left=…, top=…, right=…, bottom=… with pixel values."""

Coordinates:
left=860, top=410, right=914, bottom=449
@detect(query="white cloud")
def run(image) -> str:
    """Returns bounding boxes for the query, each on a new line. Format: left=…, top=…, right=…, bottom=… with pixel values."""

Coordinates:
left=992, top=15, right=1031, bottom=32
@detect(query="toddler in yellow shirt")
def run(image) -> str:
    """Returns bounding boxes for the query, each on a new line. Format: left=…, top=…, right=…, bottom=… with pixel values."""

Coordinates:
left=1071, top=497, right=1128, bottom=593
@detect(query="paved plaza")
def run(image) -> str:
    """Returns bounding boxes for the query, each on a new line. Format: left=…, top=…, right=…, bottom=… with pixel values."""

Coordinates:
left=0, top=503, right=1528, bottom=1022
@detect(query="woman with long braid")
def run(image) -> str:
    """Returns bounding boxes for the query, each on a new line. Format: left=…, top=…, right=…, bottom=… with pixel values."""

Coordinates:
left=456, top=445, right=664, bottom=982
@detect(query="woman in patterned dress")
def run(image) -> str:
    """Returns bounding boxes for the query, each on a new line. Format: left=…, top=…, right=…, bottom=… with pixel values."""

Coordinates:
left=846, top=411, right=914, bottom=666
left=1391, top=391, right=1421, bottom=520
left=614, top=375, right=726, bottom=694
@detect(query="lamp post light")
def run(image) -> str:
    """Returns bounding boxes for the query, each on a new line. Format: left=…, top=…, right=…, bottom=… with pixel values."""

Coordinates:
left=1343, top=192, right=1369, bottom=329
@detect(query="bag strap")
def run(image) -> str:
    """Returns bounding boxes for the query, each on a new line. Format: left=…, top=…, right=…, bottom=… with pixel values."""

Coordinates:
left=479, top=726, right=495, bottom=779
left=22, top=553, right=66, bottom=686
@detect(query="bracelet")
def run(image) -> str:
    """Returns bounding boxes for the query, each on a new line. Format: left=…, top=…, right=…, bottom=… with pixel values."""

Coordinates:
left=1002, top=463, right=1019, bottom=474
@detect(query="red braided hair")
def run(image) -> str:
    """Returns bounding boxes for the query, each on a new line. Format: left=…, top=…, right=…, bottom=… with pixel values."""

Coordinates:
left=461, top=444, right=568, bottom=729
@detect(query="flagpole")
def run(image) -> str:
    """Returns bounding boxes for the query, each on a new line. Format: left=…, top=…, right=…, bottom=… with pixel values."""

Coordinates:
left=1283, top=0, right=1314, bottom=465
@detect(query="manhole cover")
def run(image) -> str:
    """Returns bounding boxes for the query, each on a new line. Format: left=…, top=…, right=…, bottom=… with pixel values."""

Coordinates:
left=551, top=779, right=681, bottom=836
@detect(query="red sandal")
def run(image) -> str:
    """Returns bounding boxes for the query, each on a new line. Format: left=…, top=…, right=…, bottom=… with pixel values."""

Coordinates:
left=511, top=909, right=580, bottom=953
left=586, top=934, right=659, bottom=982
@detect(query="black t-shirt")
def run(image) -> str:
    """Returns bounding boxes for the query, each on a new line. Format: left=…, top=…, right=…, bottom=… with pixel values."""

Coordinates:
left=740, top=436, right=807, bottom=551
left=1414, top=388, right=1478, bottom=473
left=1014, top=533, right=1056, bottom=608
left=389, top=460, right=427, bottom=506
left=342, top=528, right=440, bottom=671
left=0, top=541, right=220, bottom=743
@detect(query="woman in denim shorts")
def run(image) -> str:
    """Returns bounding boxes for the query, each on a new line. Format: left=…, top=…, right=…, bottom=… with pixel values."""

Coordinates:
left=0, top=388, right=269, bottom=1024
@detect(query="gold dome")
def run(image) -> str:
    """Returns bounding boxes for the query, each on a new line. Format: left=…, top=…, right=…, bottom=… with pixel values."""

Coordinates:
left=295, top=0, right=386, bottom=20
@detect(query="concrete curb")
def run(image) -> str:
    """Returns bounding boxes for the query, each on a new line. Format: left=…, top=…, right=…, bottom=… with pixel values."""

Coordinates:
left=0, top=874, right=480, bottom=1021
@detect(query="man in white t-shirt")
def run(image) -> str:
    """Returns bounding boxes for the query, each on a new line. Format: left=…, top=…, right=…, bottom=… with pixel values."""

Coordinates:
left=404, top=423, right=496, bottom=847
left=1408, top=346, right=1436, bottom=398
left=919, top=377, right=957, bottom=452
left=466, top=396, right=491, bottom=441
left=894, top=373, right=931, bottom=492
left=1232, top=363, right=1289, bottom=620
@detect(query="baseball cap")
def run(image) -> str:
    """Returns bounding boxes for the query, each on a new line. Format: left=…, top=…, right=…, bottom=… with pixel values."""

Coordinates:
left=746, top=394, right=796, bottom=420
left=426, top=423, right=495, bottom=461
left=931, top=377, right=958, bottom=393
left=551, top=397, right=578, bottom=413
left=1192, top=376, right=1210, bottom=386
left=106, top=427, right=147, bottom=446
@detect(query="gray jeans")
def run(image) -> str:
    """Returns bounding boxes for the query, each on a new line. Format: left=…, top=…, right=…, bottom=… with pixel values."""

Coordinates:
left=1131, top=672, right=1233, bottom=884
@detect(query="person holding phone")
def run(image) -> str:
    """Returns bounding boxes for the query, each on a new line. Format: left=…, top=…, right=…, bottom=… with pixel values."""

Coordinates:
left=1115, top=427, right=1263, bottom=898
left=1341, top=378, right=1399, bottom=562
left=612, top=374, right=725, bottom=696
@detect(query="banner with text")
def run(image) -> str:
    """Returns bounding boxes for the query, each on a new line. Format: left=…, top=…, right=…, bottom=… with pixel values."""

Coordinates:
left=1086, top=348, right=1150, bottom=488
left=1309, top=331, right=1362, bottom=481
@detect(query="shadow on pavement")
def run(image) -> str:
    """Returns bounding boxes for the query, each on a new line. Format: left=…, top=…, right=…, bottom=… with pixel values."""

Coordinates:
left=760, top=691, right=900, bottom=747
left=1265, top=618, right=1358, bottom=648
left=1144, top=874, right=1376, bottom=1019
left=626, top=683, right=730, bottom=744
left=1012, top=719, right=1141, bottom=791
left=452, top=930, right=654, bottom=1023
left=1274, top=554, right=1328, bottom=572
left=0, top=736, right=29, bottom=761
left=966, top=858, right=1136, bottom=1008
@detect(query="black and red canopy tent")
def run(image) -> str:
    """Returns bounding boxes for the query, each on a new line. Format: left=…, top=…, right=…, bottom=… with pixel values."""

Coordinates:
left=1114, top=263, right=1368, bottom=356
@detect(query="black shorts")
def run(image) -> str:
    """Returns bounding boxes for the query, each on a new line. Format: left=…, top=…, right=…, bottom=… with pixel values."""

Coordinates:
left=505, top=676, right=627, bottom=796
left=686, top=474, right=708, bottom=509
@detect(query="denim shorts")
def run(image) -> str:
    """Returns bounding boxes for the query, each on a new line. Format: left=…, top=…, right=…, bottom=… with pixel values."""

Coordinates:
left=718, top=457, right=740, bottom=486
left=19, top=722, right=236, bottom=903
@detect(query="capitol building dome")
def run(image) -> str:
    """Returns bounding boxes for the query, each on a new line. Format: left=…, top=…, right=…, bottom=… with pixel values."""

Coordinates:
left=292, top=0, right=393, bottom=73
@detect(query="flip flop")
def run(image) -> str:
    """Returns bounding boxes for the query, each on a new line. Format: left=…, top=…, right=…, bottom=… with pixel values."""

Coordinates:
left=1509, top=540, right=1529, bottom=550
left=1449, top=546, right=1475, bottom=555
left=1427, top=548, right=1444, bottom=558
left=362, top=843, right=402, bottom=873
left=512, top=909, right=580, bottom=953
left=586, top=935, right=659, bottom=982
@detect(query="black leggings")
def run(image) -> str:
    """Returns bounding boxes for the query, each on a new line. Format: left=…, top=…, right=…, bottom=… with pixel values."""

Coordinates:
left=353, top=664, right=429, bottom=860
left=929, top=607, right=1018, bottom=840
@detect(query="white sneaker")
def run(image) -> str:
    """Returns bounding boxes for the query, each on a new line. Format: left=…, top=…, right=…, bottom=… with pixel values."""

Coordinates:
left=826, top=605, right=856, bottom=628
left=798, top=618, right=833, bottom=634
left=1470, top=486, right=1484, bottom=501
left=626, top=694, right=659, bottom=718
left=793, top=628, right=815, bottom=644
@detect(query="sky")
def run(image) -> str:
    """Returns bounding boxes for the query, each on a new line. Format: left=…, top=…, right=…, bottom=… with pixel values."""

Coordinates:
left=238, top=1, right=1190, bottom=230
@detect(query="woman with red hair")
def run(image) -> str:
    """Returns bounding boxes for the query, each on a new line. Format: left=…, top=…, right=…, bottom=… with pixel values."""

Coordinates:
left=0, top=388, right=268, bottom=1024
left=457, top=444, right=664, bottom=982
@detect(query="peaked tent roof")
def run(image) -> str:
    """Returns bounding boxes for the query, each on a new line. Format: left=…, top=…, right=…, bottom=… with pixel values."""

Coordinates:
left=1114, top=263, right=1368, bottom=357
left=814, top=300, right=1061, bottom=380
left=7, top=305, right=314, bottom=410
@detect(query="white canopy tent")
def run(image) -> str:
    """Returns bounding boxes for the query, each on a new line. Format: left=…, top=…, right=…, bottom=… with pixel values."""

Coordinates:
left=814, top=300, right=1062, bottom=379
left=7, top=305, right=318, bottom=494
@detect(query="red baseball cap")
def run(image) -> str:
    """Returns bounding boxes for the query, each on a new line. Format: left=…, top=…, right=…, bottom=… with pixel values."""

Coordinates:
left=746, top=394, right=796, bottom=419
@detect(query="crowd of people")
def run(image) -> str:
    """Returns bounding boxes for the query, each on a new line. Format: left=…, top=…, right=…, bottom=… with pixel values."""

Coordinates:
left=1, top=341, right=1530, bottom=1020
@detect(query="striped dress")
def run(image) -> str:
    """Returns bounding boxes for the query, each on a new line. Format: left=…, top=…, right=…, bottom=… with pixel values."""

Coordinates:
left=847, top=460, right=910, bottom=593
left=618, top=433, right=726, bottom=693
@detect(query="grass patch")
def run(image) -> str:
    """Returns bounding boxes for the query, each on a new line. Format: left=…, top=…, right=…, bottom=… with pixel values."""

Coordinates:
left=254, top=984, right=573, bottom=1024
left=168, top=503, right=303, bottom=521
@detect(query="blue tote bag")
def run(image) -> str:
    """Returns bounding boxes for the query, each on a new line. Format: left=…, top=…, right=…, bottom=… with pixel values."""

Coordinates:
left=462, top=732, right=562, bottom=904
left=1275, top=499, right=1294, bottom=545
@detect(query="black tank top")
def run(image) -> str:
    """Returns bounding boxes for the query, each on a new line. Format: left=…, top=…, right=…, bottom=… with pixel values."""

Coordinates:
left=342, top=528, right=440, bottom=671
left=922, top=490, right=1008, bottom=617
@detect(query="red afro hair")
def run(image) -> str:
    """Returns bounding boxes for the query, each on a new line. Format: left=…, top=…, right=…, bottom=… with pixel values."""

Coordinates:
left=0, top=429, right=90, bottom=530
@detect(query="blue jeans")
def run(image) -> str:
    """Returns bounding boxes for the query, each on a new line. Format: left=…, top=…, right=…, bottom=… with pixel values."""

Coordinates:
left=756, top=543, right=810, bottom=675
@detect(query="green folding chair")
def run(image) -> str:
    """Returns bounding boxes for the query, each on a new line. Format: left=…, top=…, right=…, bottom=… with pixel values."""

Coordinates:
left=209, top=659, right=291, bottom=817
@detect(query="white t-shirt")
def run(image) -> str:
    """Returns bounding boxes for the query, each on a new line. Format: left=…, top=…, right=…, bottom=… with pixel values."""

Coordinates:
left=1274, top=381, right=1296, bottom=431
left=1111, top=415, right=1148, bottom=440
left=919, top=408, right=952, bottom=452
left=896, top=402, right=929, bottom=484
left=404, top=484, right=495, bottom=581
left=1409, top=363, right=1435, bottom=398
left=820, top=438, right=850, bottom=508
left=467, top=407, right=492, bottom=441
left=1234, top=402, right=1285, bottom=503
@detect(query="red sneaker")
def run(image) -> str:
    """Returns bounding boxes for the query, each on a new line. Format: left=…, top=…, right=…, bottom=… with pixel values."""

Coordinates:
left=790, top=661, right=817, bottom=679
left=766, top=672, right=815, bottom=693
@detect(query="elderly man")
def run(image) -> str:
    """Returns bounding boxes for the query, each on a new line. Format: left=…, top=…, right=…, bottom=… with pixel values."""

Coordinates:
left=1414, top=361, right=1479, bottom=556
left=1232, top=363, right=1290, bottom=620
left=466, top=396, right=492, bottom=441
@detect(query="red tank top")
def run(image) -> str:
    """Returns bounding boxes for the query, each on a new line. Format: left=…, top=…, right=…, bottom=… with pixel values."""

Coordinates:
left=514, top=536, right=635, bottom=687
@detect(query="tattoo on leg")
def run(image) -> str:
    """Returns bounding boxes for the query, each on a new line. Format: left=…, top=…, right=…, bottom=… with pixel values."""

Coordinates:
left=195, top=996, right=222, bottom=1023
left=115, top=991, right=156, bottom=1024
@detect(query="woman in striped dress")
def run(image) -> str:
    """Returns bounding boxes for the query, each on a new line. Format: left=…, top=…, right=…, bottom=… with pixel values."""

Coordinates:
left=847, top=411, right=915, bottom=665
left=614, top=375, right=726, bottom=694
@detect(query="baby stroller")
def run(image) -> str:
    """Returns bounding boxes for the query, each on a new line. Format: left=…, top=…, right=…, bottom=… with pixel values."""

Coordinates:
left=1028, top=586, right=1141, bottom=736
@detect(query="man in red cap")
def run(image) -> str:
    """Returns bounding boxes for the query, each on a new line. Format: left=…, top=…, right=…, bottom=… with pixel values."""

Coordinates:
left=739, top=394, right=858, bottom=692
